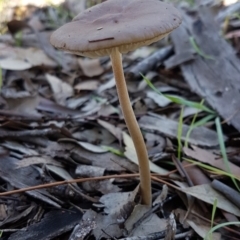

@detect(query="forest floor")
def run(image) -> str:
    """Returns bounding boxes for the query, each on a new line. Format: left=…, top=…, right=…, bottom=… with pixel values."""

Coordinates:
left=0, top=0, right=240, bottom=239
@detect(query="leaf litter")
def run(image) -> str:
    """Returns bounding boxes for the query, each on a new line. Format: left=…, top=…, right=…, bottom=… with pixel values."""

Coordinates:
left=0, top=0, right=240, bottom=239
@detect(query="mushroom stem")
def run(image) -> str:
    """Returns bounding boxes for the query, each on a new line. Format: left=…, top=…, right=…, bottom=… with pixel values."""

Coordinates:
left=110, top=47, right=152, bottom=206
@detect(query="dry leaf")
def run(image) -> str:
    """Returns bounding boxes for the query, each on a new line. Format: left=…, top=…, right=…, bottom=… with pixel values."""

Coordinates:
left=78, top=58, right=104, bottom=77
left=146, top=91, right=172, bottom=107
left=16, top=47, right=57, bottom=67
left=77, top=141, right=108, bottom=153
left=139, top=115, right=224, bottom=147
left=16, top=156, right=63, bottom=169
left=180, top=183, right=240, bottom=217
left=0, top=58, right=32, bottom=70
left=175, top=209, right=221, bottom=240
left=98, top=119, right=122, bottom=142
left=74, top=80, right=99, bottom=91
left=82, top=179, right=121, bottom=194
left=123, top=132, right=176, bottom=176
left=183, top=146, right=240, bottom=178
left=45, top=73, right=73, bottom=105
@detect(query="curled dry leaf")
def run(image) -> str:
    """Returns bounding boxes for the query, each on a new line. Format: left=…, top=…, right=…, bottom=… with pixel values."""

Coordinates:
left=45, top=73, right=73, bottom=105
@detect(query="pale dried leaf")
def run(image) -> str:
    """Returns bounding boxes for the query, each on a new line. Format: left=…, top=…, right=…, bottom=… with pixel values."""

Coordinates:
left=45, top=73, right=73, bottom=105
left=146, top=91, right=172, bottom=107
left=130, top=46, right=155, bottom=59
left=97, top=77, right=115, bottom=93
left=99, top=190, right=137, bottom=216
left=98, top=119, right=122, bottom=141
left=133, top=213, right=167, bottom=237
left=98, top=104, right=119, bottom=117
left=0, top=58, right=32, bottom=70
left=16, top=48, right=57, bottom=67
left=46, top=165, right=78, bottom=187
left=124, top=204, right=151, bottom=233
left=78, top=58, right=104, bottom=77
left=6, top=96, right=40, bottom=115
left=74, top=80, right=99, bottom=91
left=1, top=141, right=38, bottom=156
left=153, top=184, right=168, bottom=206
left=93, top=213, right=122, bottom=239
left=77, top=141, right=108, bottom=153
left=188, top=219, right=221, bottom=240
left=181, top=183, right=240, bottom=217
left=183, top=107, right=202, bottom=118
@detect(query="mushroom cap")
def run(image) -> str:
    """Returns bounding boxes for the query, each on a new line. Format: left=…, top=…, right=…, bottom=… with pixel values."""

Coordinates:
left=50, top=0, right=182, bottom=58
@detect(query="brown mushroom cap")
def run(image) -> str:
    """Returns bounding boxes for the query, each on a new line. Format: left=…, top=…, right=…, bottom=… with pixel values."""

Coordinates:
left=50, top=0, right=182, bottom=58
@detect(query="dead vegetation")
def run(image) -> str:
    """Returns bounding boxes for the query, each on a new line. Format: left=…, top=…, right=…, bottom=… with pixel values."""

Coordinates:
left=0, top=0, right=240, bottom=239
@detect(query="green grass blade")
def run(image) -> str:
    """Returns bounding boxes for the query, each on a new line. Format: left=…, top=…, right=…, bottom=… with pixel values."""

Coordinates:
left=204, top=222, right=240, bottom=240
left=215, top=117, right=240, bottom=191
left=177, top=107, right=184, bottom=159
left=184, top=158, right=240, bottom=181
left=209, top=199, right=218, bottom=240
left=142, top=75, right=215, bottom=113
left=189, top=36, right=215, bottom=60
left=102, top=145, right=124, bottom=157
left=184, top=114, right=216, bottom=148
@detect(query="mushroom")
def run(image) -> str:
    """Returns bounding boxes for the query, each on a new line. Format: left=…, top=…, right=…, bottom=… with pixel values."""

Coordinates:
left=50, top=0, right=182, bottom=205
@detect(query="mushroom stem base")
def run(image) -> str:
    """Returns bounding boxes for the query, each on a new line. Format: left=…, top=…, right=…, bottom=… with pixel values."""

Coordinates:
left=110, top=47, right=152, bottom=206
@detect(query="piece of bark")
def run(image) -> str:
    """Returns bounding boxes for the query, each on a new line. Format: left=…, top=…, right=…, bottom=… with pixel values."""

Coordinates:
left=0, top=155, right=62, bottom=208
left=126, top=45, right=173, bottom=80
left=171, top=6, right=240, bottom=132
left=164, top=50, right=195, bottom=69
left=8, top=208, right=82, bottom=240
left=211, top=179, right=240, bottom=209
